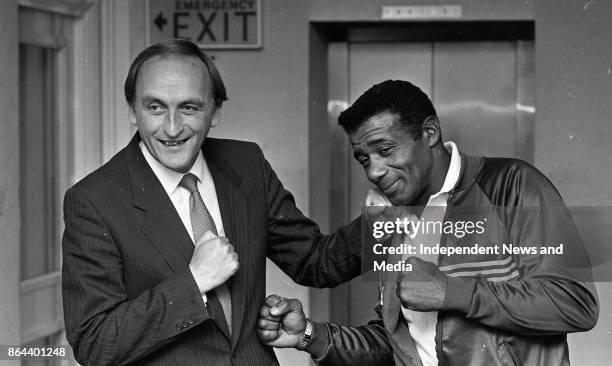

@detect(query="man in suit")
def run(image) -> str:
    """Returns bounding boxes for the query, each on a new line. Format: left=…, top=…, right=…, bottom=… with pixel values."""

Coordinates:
left=257, top=80, right=598, bottom=365
left=61, top=39, right=363, bottom=365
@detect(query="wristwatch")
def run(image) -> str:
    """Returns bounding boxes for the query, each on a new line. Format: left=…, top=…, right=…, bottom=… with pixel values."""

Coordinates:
left=296, top=319, right=313, bottom=350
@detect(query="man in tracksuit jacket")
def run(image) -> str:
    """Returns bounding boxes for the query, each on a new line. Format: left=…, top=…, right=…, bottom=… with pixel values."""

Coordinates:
left=256, top=80, right=599, bottom=366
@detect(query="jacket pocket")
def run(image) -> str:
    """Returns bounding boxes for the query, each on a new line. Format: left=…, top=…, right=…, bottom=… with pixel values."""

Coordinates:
left=498, top=342, right=523, bottom=366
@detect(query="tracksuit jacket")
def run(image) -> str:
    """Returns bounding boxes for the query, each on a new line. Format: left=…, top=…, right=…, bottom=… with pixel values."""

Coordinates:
left=310, top=154, right=599, bottom=366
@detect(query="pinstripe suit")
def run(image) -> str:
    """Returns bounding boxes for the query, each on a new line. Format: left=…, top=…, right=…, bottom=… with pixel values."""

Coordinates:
left=62, top=134, right=363, bottom=366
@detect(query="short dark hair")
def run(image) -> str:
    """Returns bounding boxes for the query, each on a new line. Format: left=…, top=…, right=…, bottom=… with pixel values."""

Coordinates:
left=338, top=80, right=436, bottom=139
left=124, top=39, right=228, bottom=108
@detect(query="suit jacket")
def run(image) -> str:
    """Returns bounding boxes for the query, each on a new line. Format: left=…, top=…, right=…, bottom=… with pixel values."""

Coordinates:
left=62, top=134, right=363, bottom=366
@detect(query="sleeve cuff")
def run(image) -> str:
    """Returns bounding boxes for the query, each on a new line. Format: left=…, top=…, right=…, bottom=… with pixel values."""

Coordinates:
left=443, top=276, right=477, bottom=314
left=305, top=321, right=333, bottom=362
left=175, top=269, right=210, bottom=319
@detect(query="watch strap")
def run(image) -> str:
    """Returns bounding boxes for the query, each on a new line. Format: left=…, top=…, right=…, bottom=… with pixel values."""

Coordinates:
left=296, top=318, right=313, bottom=350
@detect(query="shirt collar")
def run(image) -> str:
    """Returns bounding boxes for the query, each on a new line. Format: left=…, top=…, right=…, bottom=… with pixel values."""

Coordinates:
left=431, top=141, right=461, bottom=197
left=139, top=141, right=206, bottom=195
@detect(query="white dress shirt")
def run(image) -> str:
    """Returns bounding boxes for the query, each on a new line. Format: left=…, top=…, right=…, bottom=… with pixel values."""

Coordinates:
left=139, top=141, right=225, bottom=241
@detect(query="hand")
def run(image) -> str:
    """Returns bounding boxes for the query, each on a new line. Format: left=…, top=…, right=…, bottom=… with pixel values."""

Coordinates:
left=257, top=294, right=307, bottom=348
left=396, top=257, right=447, bottom=311
left=189, top=231, right=239, bottom=295
left=365, top=188, right=392, bottom=235
left=365, top=188, right=418, bottom=240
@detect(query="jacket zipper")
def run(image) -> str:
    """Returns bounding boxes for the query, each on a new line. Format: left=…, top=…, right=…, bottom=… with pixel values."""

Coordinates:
left=436, top=191, right=454, bottom=365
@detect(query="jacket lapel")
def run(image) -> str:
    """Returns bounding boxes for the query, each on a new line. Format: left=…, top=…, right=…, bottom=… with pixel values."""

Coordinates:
left=204, top=142, right=248, bottom=350
left=383, top=234, right=403, bottom=333
left=126, top=134, right=194, bottom=272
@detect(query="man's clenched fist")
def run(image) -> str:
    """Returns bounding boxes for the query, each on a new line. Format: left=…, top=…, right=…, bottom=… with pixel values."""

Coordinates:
left=190, top=231, right=239, bottom=294
left=257, top=294, right=307, bottom=348
left=396, top=256, right=447, bottom=311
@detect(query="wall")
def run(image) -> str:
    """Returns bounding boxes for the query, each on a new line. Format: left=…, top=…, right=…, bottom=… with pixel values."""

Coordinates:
left=0, top=0, right=20, bottom=360
left=535, top=0, right=612, bottom=205
left=535, top=1, right=612, bottom=363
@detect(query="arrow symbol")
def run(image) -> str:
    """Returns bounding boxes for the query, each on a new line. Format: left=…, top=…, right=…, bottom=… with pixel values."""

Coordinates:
left=154, top=12, right=167, bottom=32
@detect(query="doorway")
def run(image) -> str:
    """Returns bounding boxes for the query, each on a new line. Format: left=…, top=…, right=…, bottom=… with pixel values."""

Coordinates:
left=313, top=21, right=535, bottom=326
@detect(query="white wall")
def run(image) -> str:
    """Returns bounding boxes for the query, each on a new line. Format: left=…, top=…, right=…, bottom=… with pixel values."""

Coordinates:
left=535, top=1, right=612, bottom=363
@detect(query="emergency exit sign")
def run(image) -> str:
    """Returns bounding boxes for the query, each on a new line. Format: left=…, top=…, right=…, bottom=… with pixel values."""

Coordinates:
left=147, top=0, right=262, bottom=49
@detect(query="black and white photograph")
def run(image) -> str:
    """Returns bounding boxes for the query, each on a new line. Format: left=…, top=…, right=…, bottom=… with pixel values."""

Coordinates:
left=0, top=0, right=611, bottom=365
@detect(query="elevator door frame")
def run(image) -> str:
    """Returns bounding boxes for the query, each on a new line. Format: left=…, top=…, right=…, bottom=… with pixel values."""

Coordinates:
left=307, top=21, right=535, bottom=326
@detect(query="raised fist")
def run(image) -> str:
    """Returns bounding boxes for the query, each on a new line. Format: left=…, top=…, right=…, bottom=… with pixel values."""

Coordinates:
left=189, top=231, right=239, bottom=294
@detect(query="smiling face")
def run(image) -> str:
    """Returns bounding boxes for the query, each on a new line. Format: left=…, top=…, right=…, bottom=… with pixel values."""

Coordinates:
left=350, top=111, right=436, bottom=206
left=128, top=55, right=220, bottom=173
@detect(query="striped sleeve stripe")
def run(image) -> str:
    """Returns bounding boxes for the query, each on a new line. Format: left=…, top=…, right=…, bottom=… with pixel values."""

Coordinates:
left=446, top=269, right=519, bottom=282
left=485, top=271, right=520, bottom=282
left=439, top=256, right=513, bottom=271
left=446, top=265, right=517, bottom=278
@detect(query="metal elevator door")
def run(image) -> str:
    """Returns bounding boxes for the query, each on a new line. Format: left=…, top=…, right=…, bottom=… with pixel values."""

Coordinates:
left=328, top=40, right=535, bottom=326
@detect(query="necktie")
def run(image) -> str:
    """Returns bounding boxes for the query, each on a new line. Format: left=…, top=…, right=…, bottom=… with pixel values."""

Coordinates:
left=180, top=173, right=232, bottom=333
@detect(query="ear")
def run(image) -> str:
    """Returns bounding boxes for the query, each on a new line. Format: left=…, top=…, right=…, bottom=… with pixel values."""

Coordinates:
left=422, top=116, right=441, bottom=148
left=128, top=105, right=137, bottom=127
left=210, top=106, right=221, bottom=128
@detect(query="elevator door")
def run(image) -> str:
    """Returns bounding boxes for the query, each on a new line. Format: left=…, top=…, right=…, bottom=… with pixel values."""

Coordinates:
left=330, top=40, right=535, bottom=326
